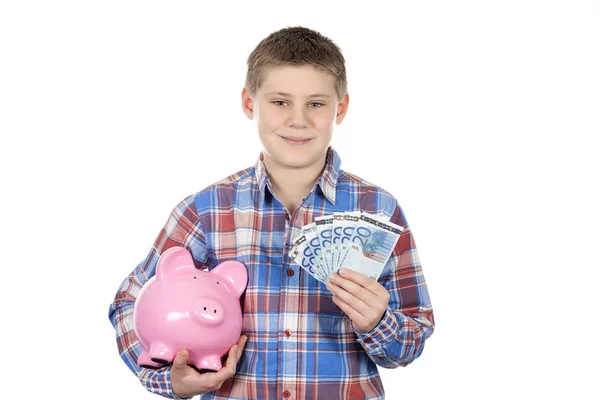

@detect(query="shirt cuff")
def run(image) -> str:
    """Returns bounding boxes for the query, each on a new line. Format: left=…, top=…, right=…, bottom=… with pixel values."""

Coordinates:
left=354, top=307, right=401, bottom=351
left=164, top=368, right=193, bottom=400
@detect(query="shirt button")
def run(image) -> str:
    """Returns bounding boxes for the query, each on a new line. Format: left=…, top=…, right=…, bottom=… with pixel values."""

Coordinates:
left=283, top=390, right=291, bottom=398
left=286, top=269, right=294, bottom=277
left=363, top=338, right=372, bottom=343
left=284, top=329, right=292, bottom=337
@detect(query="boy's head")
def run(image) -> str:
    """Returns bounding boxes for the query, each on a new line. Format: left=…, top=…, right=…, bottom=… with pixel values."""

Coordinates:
left=242, top=26, right=350, bottom=173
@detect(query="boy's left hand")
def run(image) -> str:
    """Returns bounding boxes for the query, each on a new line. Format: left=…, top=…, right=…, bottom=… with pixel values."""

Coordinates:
left=326, top=268, right=390, bottom=333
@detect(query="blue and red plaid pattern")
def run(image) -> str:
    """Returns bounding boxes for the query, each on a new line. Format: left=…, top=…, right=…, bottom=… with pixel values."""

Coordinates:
left=108, top=147, right=435, bottom=400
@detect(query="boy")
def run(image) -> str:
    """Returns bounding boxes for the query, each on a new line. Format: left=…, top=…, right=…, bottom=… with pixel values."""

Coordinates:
left=109, top=26, right=435, bottom=400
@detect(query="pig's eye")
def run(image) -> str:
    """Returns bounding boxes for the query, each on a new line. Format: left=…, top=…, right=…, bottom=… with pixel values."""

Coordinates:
left=216, top=281, right=220, bottom=284
left=193, top=277, right=197, bottom=279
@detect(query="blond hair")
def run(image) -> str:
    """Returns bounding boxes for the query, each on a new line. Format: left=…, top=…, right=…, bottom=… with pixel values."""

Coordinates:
left=245, top=26, right=347, bottom=100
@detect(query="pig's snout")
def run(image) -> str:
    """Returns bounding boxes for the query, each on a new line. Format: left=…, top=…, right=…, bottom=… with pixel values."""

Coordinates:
left=192, top=297, right=225, bottom=326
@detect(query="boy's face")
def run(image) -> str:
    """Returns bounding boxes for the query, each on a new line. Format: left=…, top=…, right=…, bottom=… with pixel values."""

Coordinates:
left=242, top=65, right=349, bottom=172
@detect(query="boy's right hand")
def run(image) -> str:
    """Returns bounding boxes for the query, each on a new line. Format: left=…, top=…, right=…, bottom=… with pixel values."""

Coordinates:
left=171, top=335, right=248, bottom=398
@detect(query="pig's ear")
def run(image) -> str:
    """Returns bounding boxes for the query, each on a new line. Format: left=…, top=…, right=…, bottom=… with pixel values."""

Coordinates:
left=211, top=261, right=248, bottom=298
left=156, top=246, right=195, bottom=280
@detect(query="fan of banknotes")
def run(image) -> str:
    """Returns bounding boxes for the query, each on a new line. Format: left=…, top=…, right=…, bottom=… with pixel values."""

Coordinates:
left=288, top=211, right=404, bottom=283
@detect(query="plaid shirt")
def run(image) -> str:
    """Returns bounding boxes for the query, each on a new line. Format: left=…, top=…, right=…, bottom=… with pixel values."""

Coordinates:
left=108, top=147, right=435, bottom=400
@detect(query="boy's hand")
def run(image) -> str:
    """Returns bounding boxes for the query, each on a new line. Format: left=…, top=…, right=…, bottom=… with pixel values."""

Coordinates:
left=326, top=268, right=390, bottom=333
left=171, top=335, right=247, bottom=398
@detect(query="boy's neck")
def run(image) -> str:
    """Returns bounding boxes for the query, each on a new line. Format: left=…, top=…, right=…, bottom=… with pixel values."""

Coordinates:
left=262, top=154, right=326, bottom=215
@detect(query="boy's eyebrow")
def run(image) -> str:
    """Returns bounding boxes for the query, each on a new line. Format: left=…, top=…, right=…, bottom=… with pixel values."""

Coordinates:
left=265, top=91, right=333, bottom=99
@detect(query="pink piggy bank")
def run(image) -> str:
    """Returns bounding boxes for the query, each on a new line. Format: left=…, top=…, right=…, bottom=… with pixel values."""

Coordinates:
left=133, top=246, right=248, bottom=371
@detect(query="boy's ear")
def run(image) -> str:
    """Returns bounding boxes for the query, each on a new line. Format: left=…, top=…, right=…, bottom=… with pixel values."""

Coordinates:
left=335, top=93, right=350, bottom=125
left=241, top=88, right=254, bottom=120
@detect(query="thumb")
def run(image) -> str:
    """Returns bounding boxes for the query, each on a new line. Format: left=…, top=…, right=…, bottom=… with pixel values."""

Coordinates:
left=173, top=349, right=189, bottom=370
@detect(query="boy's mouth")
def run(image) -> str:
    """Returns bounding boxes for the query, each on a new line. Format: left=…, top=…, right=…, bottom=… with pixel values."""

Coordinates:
left=280, top=135, right=312, bottom=145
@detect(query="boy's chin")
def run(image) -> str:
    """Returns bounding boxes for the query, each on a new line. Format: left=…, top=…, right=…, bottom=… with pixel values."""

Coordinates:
left=269, top=153, right=324, bottom=170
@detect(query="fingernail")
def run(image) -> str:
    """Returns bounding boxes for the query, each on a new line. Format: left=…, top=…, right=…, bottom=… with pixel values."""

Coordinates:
left=339, top=268, right=348, bottom=277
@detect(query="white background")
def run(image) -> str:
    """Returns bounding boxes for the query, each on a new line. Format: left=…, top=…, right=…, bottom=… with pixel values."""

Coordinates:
left=1, top=1, right=598, bottom=399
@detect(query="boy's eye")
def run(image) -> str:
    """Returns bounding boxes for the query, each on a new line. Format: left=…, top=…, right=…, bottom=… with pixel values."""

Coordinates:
left=272, top=100, right=324, bottom=108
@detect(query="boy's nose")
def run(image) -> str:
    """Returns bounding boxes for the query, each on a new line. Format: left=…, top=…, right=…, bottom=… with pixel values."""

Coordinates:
left=288, top=107, right=308, bottom=128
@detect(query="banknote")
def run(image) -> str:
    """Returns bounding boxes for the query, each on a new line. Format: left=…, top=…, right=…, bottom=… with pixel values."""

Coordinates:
left=336, top=211, right=361, bottom=272
left=289, top=233, right=327, bottom=283
left=315, top=215, right=334, bottom=275
left=290, top=211, right=403, bottom=284
left=330, top=213, right=345, bottom=274
left=301, top=222, right=329, bottom=281
left=341, top=214, right=404, bottom=279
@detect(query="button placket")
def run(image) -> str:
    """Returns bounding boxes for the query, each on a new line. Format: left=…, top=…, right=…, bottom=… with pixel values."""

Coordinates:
left=280, top=209, right=300, bottom=399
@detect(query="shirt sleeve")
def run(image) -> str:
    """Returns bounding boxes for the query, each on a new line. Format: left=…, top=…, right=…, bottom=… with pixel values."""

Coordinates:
left=354, top=203, right=435, bottom=368
left=107, top=194, right=209, bottom=399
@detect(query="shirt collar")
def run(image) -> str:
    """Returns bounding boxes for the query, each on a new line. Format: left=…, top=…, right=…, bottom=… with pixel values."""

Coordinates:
left=255, top=146, right=341, bottom=205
